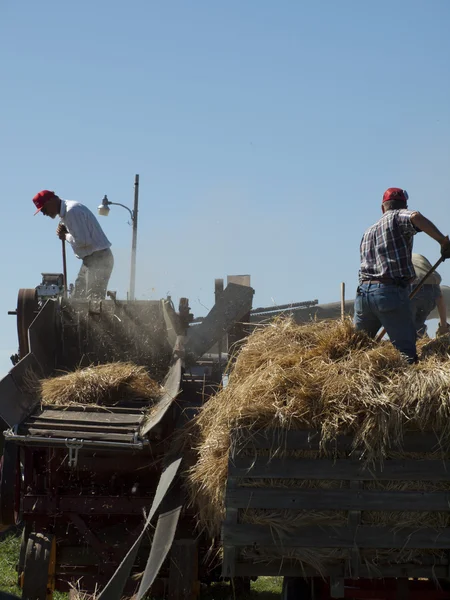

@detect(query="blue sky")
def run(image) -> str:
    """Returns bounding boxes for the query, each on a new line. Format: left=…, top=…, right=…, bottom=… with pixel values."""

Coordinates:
left=1, top=1, right=450, bottom=376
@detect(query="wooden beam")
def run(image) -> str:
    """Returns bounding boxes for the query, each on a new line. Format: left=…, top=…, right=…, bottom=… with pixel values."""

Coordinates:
left=232, top=429, right=446, bottom=455
left=223, top=524, right=450, bottom=549
left=229, top=457, right=450, bottom=481
left=232, top=561, right=449, bottom=579
left=227, top=487, right=450, bottom=512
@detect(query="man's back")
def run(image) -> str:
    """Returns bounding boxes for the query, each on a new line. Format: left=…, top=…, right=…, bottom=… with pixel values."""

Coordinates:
left=359, top=209, right=417, bottom=284
left=62, top=200, right=111, bottom=259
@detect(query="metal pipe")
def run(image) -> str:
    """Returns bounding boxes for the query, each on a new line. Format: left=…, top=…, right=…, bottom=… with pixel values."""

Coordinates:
left=251, top=299, right=318, bottom=315
left=107, top=201, right=134, bottom=220
left=129, top=174, right=139, bottom=301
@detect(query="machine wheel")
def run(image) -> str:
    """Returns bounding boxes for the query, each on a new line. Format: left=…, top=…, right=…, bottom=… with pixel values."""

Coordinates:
left=281, top=577, right=312, bottom=600
left=17, top=522, right=32, bottom=588
left=22, top=532, right=56, bottom=600
left=17, top=289, right=38, bottom=359
left=0, top=443, right=21, bottom=527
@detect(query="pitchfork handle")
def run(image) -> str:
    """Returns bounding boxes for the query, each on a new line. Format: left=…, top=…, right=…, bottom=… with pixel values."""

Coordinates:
left=62, top=239, right=68, bottom=298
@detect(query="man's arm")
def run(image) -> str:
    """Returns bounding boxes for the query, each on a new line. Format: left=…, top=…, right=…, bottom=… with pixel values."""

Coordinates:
left=410, top=212, right=448, bottom=245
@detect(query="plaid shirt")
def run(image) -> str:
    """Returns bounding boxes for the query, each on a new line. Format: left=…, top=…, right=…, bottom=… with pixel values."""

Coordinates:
left=359, top=210, right=419, bottom=284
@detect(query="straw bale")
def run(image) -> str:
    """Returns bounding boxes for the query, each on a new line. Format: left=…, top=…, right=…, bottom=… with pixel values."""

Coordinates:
left=186, top=317, right=450, bottom=542
left=38, top=362, right=161, bottom=407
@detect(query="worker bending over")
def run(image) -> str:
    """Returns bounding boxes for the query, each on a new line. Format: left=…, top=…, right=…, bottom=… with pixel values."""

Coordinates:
left=410, top=253, right=450, bottom=337
left=33, top=190, right=114, bottom=299
left=354, top=187, right=450, bottom=363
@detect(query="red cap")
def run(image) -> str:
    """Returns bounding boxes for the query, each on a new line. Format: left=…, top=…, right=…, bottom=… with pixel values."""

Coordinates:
left=33, top=190, right=56, bottom=215
left=382, top=188, right=408, bottom=204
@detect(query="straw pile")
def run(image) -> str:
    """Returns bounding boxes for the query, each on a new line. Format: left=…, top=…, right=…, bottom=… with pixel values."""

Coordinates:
left=38, top=362, right=161, bottom=407
left=186, top=318, right=450, bottom=572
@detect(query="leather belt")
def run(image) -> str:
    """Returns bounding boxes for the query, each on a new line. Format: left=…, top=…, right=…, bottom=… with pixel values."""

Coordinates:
left=361, top=279, right=407, bottom=285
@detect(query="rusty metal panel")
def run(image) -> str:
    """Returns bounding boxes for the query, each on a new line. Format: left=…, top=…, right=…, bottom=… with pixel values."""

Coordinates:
left=186, top=283, right=254, bottom=360
left=0, top=366, right=37, bottom=427
left=28, top=299, right=57, bottom=376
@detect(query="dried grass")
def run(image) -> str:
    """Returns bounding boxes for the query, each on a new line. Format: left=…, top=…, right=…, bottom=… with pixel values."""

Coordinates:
left=38, top=362, right=162, bottom=407
left=186, top=318, right=450, bottom=539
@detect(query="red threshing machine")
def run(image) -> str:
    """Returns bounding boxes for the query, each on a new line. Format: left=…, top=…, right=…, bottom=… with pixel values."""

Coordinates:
left=0, top=273, right=254, bottom=600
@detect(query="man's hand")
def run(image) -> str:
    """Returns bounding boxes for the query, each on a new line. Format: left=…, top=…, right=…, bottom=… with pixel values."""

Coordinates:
left=56, top=223, right=68, bottom=240
left=441, top=236, right=450, bottom=260
left=437, top=322, right=450, bottom=337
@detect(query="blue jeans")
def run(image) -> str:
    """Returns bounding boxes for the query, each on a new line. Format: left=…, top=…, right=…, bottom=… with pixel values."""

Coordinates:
left=354, top=283, right=417, bottom=362
left=409, top=285, right=439, bottom=337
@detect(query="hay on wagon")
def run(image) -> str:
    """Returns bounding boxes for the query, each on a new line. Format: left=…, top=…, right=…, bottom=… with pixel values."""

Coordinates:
left=36, top=361, right=162, bottom=407
left=186, top=318, right=450, bottom=573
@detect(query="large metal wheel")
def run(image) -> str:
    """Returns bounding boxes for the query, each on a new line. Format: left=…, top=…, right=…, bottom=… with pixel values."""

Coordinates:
left=17, top=289, right=38, bottom=359
left=281, top=577, right=313, bottom=600
left=17, top=522, right=32, bottom=588
left=22, top=532, right=56, bottom=600
left=0, top=443, right=21, bottom=527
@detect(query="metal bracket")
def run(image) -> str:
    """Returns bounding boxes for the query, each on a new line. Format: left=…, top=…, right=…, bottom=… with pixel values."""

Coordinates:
left=88, top=299, right=103, bottom=314
left=65, top=438, right=84, bottom=468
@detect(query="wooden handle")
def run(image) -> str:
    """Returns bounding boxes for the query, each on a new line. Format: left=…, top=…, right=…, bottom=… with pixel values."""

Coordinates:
left=62, top=240, right=68, bottom=298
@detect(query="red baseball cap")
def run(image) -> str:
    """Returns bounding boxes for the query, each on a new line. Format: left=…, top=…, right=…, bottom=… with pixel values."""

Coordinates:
left=382, top=188, right=409, bottom=203
left=33, top=190, right=56, bottom=215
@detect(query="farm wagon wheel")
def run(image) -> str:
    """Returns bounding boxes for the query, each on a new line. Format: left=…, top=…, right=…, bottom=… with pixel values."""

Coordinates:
left=17, top=521, right=32, bottom=588
left=22, top=532, right=56, bottom=600
left=281, top=577, right=314, bottom=600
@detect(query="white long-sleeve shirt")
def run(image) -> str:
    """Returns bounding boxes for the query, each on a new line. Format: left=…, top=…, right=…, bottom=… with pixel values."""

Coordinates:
left=59, top=200, right=111, bottom=259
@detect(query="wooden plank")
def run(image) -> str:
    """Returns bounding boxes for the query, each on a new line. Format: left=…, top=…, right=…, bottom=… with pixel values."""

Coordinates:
left=229, top=457, right=450, bottom=481
left=228, top=487, right=450, bottom=512
left=30, top=409, right=143, bottom=424
left=233, top=561, right=449, bottom=579
left=232, top=429, right=446, bottom=454
left=223, top=524, right=450, bottom=549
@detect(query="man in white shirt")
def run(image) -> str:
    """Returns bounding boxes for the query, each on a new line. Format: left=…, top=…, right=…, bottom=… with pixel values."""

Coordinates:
left=33, top=190, right=114, bottom=299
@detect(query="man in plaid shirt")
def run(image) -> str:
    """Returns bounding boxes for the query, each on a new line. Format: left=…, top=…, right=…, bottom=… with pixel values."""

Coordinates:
left=354, top=188, right=450, bottom=362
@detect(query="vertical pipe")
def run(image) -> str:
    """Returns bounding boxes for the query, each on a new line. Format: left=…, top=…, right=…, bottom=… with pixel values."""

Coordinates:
left=340, top=282, right=345, bottom=321
left=129, top=174, right=139, bottom=301
left=215, top=278, right=224, bottom=366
